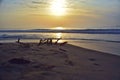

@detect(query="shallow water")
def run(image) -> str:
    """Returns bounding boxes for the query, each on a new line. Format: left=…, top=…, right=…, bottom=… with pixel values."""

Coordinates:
left=0, top=32, right=120, bottom=56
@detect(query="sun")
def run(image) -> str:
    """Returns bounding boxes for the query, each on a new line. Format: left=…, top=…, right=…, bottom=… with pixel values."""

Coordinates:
left=52, top=27, right=65, bottom=30
left=55, top=27, right=64, bottom=30
left=50, top=0, right=66, bottom=16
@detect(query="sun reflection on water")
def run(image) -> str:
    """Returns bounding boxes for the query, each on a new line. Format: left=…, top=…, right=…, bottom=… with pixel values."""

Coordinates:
left=56, top=33, right=62, bottom=38
left=54, top=33, right=64, bottom=43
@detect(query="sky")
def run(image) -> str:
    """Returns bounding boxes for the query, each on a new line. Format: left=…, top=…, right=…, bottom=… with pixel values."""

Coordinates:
left=0, top=0, right=120, bottom=29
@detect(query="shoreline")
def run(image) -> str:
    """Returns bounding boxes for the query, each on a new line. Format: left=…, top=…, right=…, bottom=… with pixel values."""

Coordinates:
left=1, top=39, right=120, bottom=56
left=69, top=43, right=120, bottom=57
left=0, top=43, right=120, bottom=80
left=68, top=40, right=120, bottom=56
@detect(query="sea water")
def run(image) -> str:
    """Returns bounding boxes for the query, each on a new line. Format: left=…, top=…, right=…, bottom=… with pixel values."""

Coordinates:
left=0, top=32, right=120, bottom=56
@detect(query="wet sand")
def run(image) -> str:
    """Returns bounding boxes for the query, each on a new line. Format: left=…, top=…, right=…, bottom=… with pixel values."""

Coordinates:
left=0, top=43, right=120, bottom=80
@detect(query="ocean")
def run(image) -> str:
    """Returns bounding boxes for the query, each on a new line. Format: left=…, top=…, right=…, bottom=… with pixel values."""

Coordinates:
left=0, top=30, right=120, bottom=56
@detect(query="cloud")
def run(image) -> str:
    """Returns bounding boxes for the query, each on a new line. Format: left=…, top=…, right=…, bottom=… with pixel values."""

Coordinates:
left=32, top=1, right=49, bottom=5
left=24, top=0, right=50, bottom=9
left=26, top=0, right=90, bottom=10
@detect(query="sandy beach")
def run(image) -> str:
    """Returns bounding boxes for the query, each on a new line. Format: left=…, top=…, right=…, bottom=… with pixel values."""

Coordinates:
left=0, top=43, right=120, bottom=80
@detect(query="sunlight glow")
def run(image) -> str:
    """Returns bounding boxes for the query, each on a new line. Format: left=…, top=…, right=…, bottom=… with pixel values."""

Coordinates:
left=50, top=0, right=66, bottom=16
left=55, top=27, right=64, bottom=30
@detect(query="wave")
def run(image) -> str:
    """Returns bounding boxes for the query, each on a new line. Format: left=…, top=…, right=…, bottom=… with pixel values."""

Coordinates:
left=0, top=29, right=120, bottom=34
left=0, top=34, right=120, bottom=43
left=0, top=34, right=41, bottom=39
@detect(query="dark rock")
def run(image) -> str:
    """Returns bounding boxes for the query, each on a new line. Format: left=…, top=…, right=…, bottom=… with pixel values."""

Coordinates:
left=0, top=43, right=3, bottom=45
left=89, top=58, right=96, bottom=61
left=8, top=58, right=31, bottom=64
left=59, top=48, right=67, bottom=52
left=65, top=60, right=74, bottom=66
left=93, top=63, right=100, bottom=66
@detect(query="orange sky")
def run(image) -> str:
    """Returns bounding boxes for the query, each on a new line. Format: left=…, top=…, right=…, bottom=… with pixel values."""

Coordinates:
left=0, top=0, right=120, bottom=29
